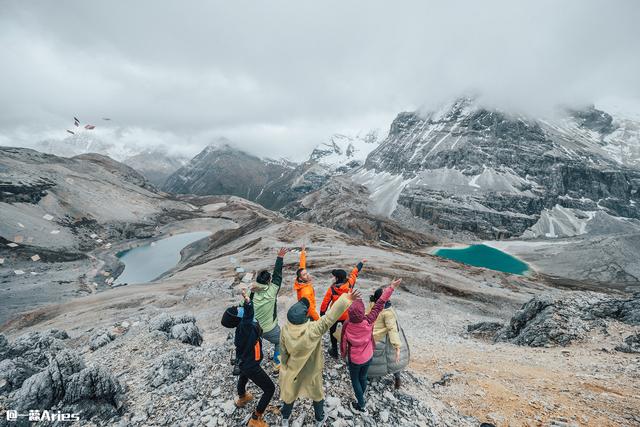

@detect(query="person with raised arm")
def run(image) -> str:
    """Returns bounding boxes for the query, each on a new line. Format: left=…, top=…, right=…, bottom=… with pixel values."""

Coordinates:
left=232, top=288, right=275, bottom=427
left=340, top=278, right=402, bottom=413
left=249, top=247, right=290, bottom=369
left=319, top=259, right=366, bottom=358
left=279, top=289, right=361, bottom=427
left=293, top=244, right=320, bottom=321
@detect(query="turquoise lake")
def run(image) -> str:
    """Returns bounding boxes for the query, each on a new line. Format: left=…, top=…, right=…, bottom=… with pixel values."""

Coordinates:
left=115, top=231, right=211, bottom=284
left=434, top=244, right=529, bottom=275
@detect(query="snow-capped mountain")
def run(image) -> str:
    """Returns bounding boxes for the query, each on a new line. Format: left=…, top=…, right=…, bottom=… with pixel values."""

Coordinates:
left=341, top=97, right=640, bottom=239
left=162, top=132, right=381, bottom=210
left=309, top=131, right=380, bottom=170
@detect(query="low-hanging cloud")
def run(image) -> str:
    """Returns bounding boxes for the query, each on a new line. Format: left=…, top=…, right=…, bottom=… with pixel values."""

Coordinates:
left=1, top=0, right=639, bottom=160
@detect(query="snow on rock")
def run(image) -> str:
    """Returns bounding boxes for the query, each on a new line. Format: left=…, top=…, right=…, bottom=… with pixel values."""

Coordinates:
left=523, top=205, right=596, bottom=238
left=351, top=169, right=415, bottom=217
left=310, top=132, right=380, bottom=171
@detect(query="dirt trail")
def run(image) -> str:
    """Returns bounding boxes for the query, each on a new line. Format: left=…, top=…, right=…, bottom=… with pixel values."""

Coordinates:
left=411, top=333, right=640, bottom=427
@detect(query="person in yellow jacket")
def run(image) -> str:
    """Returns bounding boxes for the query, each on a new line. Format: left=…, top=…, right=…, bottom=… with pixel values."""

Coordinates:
left=293, top=244, right=320, bottom=321
left=279, top=290, right=361, bottom=427
left=368, top=287, right=403, bottom=389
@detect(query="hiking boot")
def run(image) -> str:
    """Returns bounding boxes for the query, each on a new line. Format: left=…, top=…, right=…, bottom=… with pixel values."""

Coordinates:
left=247, top=412, right=268, bottom=427
left=350, top=401, right=368, bottom=415
left=235, top=392, right=254, bottom=408
left=328, top=347, right=338, bottom=359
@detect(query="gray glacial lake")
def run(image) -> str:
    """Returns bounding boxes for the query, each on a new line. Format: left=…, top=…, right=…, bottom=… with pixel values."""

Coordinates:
left=115, top=231, right=211, bottom=284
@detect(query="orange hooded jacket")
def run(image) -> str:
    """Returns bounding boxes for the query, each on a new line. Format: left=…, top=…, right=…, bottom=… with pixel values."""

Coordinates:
left=293, top=250, right=320, bottom=321
left=320, top=262, right=363, bottom=322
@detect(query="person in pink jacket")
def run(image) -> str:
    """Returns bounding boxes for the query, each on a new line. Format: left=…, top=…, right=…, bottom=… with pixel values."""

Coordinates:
left=340, top=278, right=402, bottom=413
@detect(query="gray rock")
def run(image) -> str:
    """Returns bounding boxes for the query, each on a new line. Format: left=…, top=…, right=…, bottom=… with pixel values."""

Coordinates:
left=89, top=329, right=116, bottom=351
left=7, top=329, right=69, bottom=368
left=615, top=333, right=640, bottom=353
left=170, top=322, right=203, bottom=346
left=148, top=350, right=193, bottom=388
left=11, top=349, right=85, bottom=411
left=149, top=313, right=175, bottom=333
left=64, top=366, right=124, bottom=412
left=466, top=321, right=503, bottom=338
left=0, top=358, right=37, bottom=394
left=496, top=292, right=640, bottom=347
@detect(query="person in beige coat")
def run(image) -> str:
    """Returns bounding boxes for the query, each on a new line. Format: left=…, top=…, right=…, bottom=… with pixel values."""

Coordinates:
left=368, top=287, right=405, bottom=389
left=279, top=290, right=361, bottom=427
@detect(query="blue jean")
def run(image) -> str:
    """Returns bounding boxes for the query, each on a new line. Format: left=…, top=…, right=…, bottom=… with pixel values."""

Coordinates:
left=348, top=357, right=372, bottom=409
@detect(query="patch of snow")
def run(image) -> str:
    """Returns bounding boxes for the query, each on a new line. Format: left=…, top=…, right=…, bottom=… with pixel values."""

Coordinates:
left=351, top=169, right=415, bottom=217
left=523, top=205, right=597, bottom=239
left=42, top=214, right=54, bottom=221
left=14, top=270, right=25, bottom=275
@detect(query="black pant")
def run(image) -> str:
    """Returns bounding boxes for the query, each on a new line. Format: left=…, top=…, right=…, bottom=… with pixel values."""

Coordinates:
left=282, top=399, right=324, bottom=422
left=237, top=366, right=275, bottom=414
left=329, top=320, right=344, bottom=351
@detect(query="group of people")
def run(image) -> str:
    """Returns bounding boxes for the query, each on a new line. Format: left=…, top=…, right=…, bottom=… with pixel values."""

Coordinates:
left=221, top=246, right=407, bottom=427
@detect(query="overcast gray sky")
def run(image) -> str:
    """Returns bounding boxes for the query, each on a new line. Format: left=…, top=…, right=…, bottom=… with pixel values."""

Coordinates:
left=1, top=0, right=639, bottom=160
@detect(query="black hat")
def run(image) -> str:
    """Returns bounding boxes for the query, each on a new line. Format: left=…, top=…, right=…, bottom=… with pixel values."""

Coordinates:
left=221, top=306, right=242, bottom=328
left=370, top=287, right=383, bottom=303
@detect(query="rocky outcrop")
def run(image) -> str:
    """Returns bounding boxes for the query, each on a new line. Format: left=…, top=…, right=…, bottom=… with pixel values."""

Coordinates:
left=147, top=351, right=194, bottom=388
left=3, top=329, right=69, bottom=368
left=615, top=333, right=640, bottom=353
left=89, top=330, right=116, bottom=351
left=62, top=365, right=126, bottom=419
left=148, top=312, right=203, bottom=346
left=11, top=350, right=86, bottom=411
left=2, top=331, right=125, bottom=425
left=494, top=292, right=640, bottom=347
left=282, top=176, right=437, bottom=249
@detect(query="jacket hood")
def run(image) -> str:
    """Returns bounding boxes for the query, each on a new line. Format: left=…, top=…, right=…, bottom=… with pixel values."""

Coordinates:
left=251, top=282, right=269, bottom=293
left=348, top=299, right=365, bottom=323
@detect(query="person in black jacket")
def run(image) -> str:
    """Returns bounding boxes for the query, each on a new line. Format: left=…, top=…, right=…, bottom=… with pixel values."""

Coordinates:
left=234, top=288, right=275, bottom=427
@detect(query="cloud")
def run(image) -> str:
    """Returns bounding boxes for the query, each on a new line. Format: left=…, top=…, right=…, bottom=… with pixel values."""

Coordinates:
left=1, top=0, right=639, bottom=160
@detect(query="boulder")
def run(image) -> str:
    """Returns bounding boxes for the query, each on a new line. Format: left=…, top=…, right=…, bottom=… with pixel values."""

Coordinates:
left=89, top=330, right=116, bottom=351
left=62, top=365, right=125, bottom=417
left=148, top=350, right=193, bottom=388
left=11, top=350, right=85, bottom=411
left=615, top=333, right=640, bottom=354
left=495, top=292, right=640, bottom=347
left=170, top=323, right=203, bottom=346
left=0, top=358, right=38, bottom=394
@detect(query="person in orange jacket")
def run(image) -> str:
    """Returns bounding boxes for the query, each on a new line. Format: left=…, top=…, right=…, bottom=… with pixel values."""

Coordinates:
left=293, top=244, right=320, bottom=321
left=320, top=259, right=366, bottom=358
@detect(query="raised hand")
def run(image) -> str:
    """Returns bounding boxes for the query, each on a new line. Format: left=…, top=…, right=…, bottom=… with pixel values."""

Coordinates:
left=277, top=247, right=290, bottom=258
left=241, top=288, right=250, bottom=303
left=301, top=243, right=306, bottom=252
left=345, top=289, right=362, bottom=302
left=361, top=259, right=368, bottom=264
left=390, top=278, right=402, bottom=289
